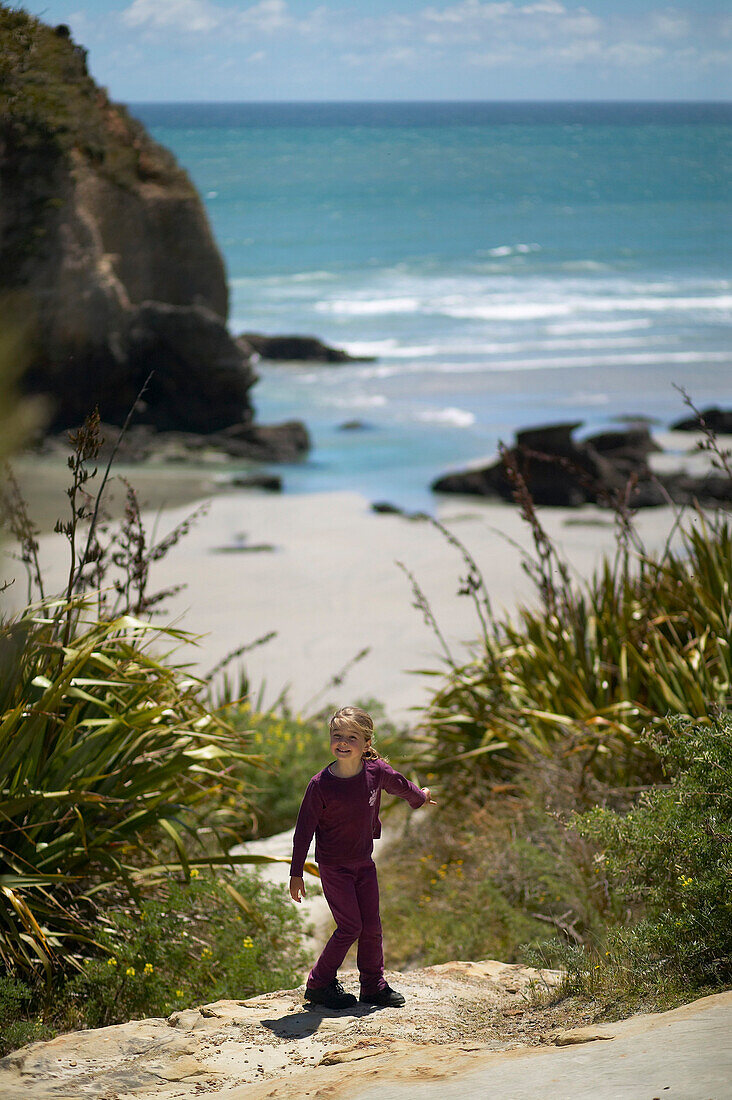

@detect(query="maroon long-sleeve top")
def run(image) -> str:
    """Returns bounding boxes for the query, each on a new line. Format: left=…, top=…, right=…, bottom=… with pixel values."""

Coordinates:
left=289, top=758, right=426, bottom=877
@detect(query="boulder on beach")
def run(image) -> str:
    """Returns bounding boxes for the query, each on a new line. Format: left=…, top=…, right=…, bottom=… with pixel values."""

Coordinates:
left=671, top=407, right=732, bottom=434
left=1, top=9, right=257, bottom=434
left=432, top=421, right=633, bottom=508
left=36, top=419, right=311, bottom=466
left=239, top=333, right=374, bottom=363
left=432, top=421, right=730, bottom=509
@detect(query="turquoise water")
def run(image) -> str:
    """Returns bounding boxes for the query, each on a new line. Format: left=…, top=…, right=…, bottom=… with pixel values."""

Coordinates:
left=134, top=102, right=731, bottom=508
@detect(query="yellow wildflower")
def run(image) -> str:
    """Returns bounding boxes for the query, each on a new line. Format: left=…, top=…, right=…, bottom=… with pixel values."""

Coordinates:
left=126, top=966, right=135, bottom=977
left=144, top=963, right=154, bottom=975
left=107, top=957, right=118, bottom=967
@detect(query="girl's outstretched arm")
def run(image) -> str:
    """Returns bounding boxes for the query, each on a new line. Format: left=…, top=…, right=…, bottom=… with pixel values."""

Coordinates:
left=379, top=761, right=433, bottom=808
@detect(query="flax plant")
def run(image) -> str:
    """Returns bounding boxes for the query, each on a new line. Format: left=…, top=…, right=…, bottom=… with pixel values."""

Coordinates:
left=0, top=409, right=298, bottom=988
left=0, top=598, right=279, bottom=985
left=408, top=506, right=731, bottom=794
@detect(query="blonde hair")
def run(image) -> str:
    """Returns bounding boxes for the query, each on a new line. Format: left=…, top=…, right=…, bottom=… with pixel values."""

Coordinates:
left=329, top=706, right=382, bottom=761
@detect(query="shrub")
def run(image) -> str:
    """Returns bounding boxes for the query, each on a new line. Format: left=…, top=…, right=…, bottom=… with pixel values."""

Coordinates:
left=0, top=975, right=54, bottom=1056
left=570, top=713, right=732, bottom=992
left=62, top=870, right=308, bottom=1029
left=405, top=513, right=731, bottom=796
left=377, top=757, right=610, bottom=971
left=0, top=869, right=308, bottom=1054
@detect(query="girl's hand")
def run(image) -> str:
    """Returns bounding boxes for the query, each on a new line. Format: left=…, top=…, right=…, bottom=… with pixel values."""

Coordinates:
left=420, top=787, right=437, bottom=805
left=289, top=876, right=306, bottom=903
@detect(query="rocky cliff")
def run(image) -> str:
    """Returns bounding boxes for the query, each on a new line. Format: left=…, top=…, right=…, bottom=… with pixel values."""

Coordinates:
left=0, top=7, right=256, bottom=433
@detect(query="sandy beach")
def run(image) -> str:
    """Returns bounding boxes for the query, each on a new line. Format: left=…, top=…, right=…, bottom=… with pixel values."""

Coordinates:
left=1, top=470, right=696, bottom=722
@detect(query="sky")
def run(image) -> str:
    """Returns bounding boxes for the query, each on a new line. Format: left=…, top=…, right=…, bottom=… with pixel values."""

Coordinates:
left=18, top=0, right=732, bottom=101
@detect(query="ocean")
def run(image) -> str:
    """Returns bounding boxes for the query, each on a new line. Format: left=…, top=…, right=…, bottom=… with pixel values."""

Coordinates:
left=133, top=102, right=731, bottom=511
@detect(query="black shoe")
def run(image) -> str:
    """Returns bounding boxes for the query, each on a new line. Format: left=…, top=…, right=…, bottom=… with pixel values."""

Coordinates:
left=359, top=983, right=405, bottom=1007
left=305, top=978, right=357, bottom=1010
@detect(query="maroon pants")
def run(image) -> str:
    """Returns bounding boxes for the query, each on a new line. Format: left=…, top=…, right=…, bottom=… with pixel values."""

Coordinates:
left=308, top=859, right=386, bottom=995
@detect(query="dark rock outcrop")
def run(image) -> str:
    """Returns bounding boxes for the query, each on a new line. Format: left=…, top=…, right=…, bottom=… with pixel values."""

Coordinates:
left=214, top=420, right=311, bottom=462
left=671, top=407, right=732, bottom=434
left=228, top=474, right=283, bottom=492
left=371, top=501, right=429, bottom=520
left=339, top=420, right=371, bottom=431
left=125, top=303, right=253, bottom=433
left=239, top=333, right=374, bottom=364
left=432, top=422, right=730, bottom=509
left=36, top=418, right=310, bottom=466
left=433, top=422, right=627, bottom=508
left=1, top=9, right=257, bottom=434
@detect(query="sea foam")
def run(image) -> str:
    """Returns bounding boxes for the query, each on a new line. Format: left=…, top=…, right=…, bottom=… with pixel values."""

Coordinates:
left=415, top=407, right=476, bottom=428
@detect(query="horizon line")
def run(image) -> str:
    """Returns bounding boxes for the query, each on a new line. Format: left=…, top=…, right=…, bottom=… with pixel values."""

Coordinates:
left=126, top=97, right=731, bottom=106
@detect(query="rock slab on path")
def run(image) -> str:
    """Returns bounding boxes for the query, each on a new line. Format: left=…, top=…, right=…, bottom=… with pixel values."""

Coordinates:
left=0, top=960, right=559, bottom=1099
left=2, top=968, right=730, bottom=1100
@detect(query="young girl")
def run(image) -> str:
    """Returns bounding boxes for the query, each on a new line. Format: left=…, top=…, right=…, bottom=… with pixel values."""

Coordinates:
left=289, top=706, right=435, bottom=1010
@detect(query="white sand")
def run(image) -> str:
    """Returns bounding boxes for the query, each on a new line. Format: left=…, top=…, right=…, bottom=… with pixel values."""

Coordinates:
left=1, top=484, right=696, bottom=722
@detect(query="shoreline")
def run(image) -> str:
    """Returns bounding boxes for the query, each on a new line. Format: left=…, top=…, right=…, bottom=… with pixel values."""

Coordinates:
left=1, top=470, right=700, bottom=721
left=7, top=455, right=227, bottom=536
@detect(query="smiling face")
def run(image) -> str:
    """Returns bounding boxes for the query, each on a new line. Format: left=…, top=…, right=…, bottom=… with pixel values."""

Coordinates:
left=330, top=725, right=370, bottom=764
left=328, top=706, right=375, bottom=776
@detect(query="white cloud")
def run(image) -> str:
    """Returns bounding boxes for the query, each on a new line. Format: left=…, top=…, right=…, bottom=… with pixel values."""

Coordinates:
left=468, top=47, right=517, bottom=65
left=692, top=48, right=732, bottom=68
left=114, top=0, right=732, bottom=90
left=121, top=0, right=331, bottom=41
left=605, top=42, right=664, bottom=66
left=561, top=10, right=602, bottom=37
left=122, top=0, right=222, bottom=33
left=521, top=1, right=566, bottom=14
left=650, top=12, right=690, bottom=40
left=422, top=2, right=514, bottom=26
left=239, top=0, right=291, bottom=33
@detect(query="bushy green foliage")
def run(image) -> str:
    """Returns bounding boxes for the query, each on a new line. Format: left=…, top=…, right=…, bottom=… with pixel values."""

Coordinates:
left=64, top=871, right=308, bottom=1029
left=0, top=3, right=184, bottom=181
left=0, top=410, right=296, bottom=987
left=378, top=762, right=608, bottom=971
left=0, top=870, right=308, bottom=1055
left=0, top=600, right=270, bottom=985
left=570, top=714, right=732, bottom=991
left=380, top=836, right=551, bottom=968
left=0, top=974, right=54, bottom=1055
left=408, top=515, right=731, bottom=794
